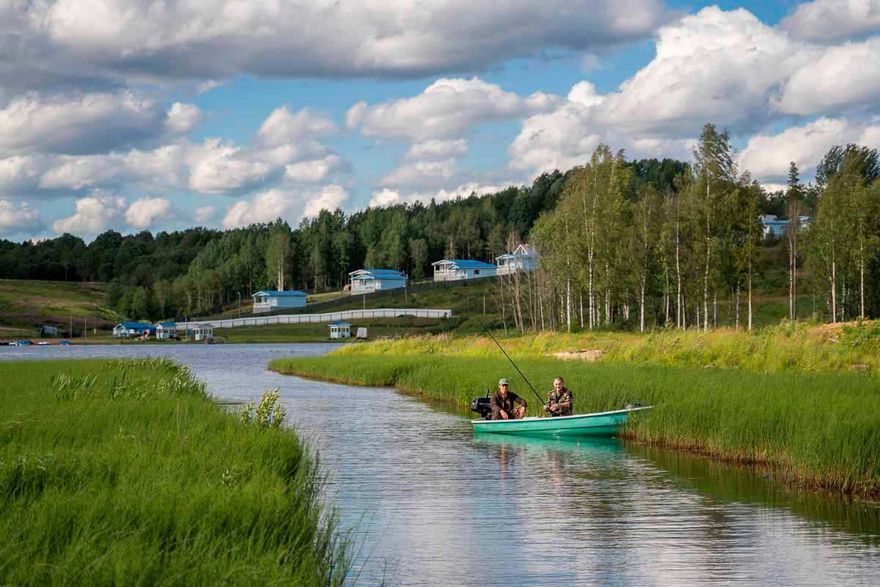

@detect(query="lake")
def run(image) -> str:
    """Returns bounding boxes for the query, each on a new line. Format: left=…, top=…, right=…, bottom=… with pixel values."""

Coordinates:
left=2, top=343, right=879, bottom=585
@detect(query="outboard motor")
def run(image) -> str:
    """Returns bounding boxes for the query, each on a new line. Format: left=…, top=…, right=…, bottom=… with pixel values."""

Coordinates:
left=470, top=394, right=493, bottom=419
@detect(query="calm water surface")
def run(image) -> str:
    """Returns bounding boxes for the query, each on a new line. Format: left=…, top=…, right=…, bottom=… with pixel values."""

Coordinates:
left=3, top=343, right=880, bottom=585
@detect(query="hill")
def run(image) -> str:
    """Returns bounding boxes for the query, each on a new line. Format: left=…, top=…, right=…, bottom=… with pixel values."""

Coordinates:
left=0, top=279, right=118, bottom=338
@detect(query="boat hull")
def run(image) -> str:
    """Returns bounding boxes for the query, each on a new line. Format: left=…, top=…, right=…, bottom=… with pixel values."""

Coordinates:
left=471, top=406, right=651, bottom=438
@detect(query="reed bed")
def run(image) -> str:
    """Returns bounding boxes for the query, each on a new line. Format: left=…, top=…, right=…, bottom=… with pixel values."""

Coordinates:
left=0, top=358, right=347, bottom=585
left=271, top=352, right=880, bottom=499
left=325, top=321, right=880, bottom=374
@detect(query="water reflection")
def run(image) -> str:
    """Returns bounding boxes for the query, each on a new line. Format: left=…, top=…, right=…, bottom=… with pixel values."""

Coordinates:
left=2, top=344, right=879, bottom=585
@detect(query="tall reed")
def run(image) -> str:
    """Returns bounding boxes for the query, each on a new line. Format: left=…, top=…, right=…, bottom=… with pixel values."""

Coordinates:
left=0, top=358, right=348, bottom=585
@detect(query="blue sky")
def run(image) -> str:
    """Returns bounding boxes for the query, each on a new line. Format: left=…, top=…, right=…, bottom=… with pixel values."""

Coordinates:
left=1, top=0, right=879, bottom=241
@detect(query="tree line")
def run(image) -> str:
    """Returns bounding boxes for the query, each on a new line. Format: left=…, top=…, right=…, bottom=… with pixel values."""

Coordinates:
left=503, top=125, right=880, bottom=333
left=0, top=172, right=567, bottom=320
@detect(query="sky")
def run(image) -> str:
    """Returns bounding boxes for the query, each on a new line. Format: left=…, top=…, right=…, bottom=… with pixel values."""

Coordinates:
left=1, top=0, right=880, bottom=242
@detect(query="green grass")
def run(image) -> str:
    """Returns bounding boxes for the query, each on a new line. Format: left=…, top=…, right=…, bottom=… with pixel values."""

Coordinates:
left=0, top=279, right=117, bottom=334
left=0, top=358, right=347, bottom=585
left=271, top=348, right=880, bottom=498
left=319, top=319, right=880, bottom=374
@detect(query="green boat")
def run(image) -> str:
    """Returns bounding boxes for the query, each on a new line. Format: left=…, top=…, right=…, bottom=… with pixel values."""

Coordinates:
left=470, top=406, right=652, bottom=438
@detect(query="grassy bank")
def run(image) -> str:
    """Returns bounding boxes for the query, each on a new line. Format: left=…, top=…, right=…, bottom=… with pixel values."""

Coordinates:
left=270, top=339, right=880, bottom=499
left=309, top=320, right=880, bottom=374
left=0, top=358, right=347, bottom=585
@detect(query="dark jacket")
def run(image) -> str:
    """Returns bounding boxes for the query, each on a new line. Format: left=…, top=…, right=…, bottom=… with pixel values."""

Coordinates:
left=490, top=390, right=526, bottom=420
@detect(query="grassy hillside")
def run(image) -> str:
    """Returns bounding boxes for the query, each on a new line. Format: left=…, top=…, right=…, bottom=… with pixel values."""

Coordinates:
left=0, top=280, right=118, bottom=338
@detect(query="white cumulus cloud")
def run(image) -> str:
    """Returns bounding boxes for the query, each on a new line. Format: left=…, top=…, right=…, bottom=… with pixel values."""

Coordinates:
left=257, top=106, right=338, bottom=147
left=26, top=0, right=666, bottom=83
left=165, top=102, right=203, bottom=135
left=0, top=199, right=43, bottom=236
left=53, top=193, right=126, bottom=235
left=125, top=197, right=172, bottom=229
left=739, top=117, right=880, bottom=183
left=782, top=0, right=880, bottom=43
left=348, top=78, right=560, bottom=141
left=382, top=159, right=458, bottom=188
left=0, top=92, right=167, bottom=156
left=405, top=139, right=468, bottom=160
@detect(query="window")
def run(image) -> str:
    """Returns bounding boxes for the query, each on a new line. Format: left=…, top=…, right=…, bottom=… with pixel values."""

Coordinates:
left=474, top=269, right=480, bottom=275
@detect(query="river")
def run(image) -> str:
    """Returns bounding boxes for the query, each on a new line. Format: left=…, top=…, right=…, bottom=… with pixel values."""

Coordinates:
left=2, top=343, right=879, bottom=585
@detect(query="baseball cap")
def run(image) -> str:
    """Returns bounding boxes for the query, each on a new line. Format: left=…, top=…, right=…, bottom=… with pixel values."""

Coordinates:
left=498, top=378, right=510, bottom=386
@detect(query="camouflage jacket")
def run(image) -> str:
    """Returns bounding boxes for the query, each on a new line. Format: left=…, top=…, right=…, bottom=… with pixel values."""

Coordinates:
left=546, top=387, right=573, bottom=416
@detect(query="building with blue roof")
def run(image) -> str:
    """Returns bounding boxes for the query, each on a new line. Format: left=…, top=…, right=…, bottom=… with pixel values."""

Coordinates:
left=112, top=322, right=157, bottom=338
left=349, top=268, right=408, bottom=295
left=496, top=244, right=538, bottom=275
left=431, top=259, right=497, bottom=282
left=155, top=321, right=178, bottom=340
left=251, top=290, right=307, bottom=313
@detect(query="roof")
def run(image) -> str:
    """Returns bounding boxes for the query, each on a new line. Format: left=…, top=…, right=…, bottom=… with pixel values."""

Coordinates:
left=251, top=290, right=307, bottom=298
left=329, top=320, right=351, bottom=326
left=349, top=268, right=407, bottom=279
left=156, top=321, right=176, bottom=328
left=432, top=259, right=497, bottom=269
left=116, top=322, right=153, bottom=330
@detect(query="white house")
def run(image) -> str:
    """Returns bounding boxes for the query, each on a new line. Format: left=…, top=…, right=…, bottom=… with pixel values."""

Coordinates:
left=495, top=244, right=538, bottom=275
left=251, top=290, right=307, bottom=313
left=155, top=322, right=177, bottom=340
left=432, top=259, right=497, bottom=282
left=349, top=269, right=408, bottom=295
left=189, top=324, right=214, bottom=341
left=112, top=322, right=155, bottom=338
left=329, top=321, right=351, bottom=339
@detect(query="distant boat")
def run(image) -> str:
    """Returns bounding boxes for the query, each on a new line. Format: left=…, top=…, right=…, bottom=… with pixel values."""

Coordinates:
left=11, top=340, right=32, bottom=347
left=470, top=406, right=652, bottom=438
left=37, top=341, right=50, bottom=346
left=59, top=340, right=71, bottom=346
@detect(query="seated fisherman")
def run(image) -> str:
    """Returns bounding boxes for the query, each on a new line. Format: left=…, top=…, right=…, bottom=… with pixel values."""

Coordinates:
left=490, top=378, right=527, bottom=420
left=545, top=376, right=573, bottom=417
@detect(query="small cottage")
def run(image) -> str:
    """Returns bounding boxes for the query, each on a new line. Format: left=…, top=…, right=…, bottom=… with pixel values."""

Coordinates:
left=155, top=322, right=177, bottom=340
left=431, top=259, right=497, bottom=282
left=189, top=324, right=214, bottom=342
left=251, top=290, right=307, bottom=313
left=329, top=321, right=351, bottom=339
left=349, top=269, right=408, bottom=295
left=496, top=244, right=538, bottom=275
left=112, top=322, right=156, bottom=338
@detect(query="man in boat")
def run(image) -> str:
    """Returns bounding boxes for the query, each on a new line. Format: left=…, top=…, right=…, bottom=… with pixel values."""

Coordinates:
left=490, top=378, right=527, bottom=420
left=545, top=376, right=573, bottom=417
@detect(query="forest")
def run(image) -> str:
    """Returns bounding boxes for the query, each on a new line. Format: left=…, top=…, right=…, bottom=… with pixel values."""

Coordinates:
left=1, top=123, right=878, bottom=330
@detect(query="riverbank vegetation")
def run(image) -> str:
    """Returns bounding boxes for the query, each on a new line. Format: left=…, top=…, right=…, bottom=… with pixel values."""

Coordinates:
left=270, top=328, right=880, bottom=498
left=0, top=358, right=347, bottom=584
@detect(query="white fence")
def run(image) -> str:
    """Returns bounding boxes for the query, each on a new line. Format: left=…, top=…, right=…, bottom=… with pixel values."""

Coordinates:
left=175, top=308, right=452, bottom=331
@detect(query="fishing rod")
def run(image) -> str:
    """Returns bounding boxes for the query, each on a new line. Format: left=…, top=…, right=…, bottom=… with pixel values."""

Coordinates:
left=482, top=327, right=547, bottom=408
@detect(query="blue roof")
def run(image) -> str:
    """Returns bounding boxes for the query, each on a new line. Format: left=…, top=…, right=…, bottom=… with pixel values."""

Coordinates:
left=350, top=268, right=407, bottom=279
left=156, top=321, right=176, bottom=327
left=329, top=320, right=351, bottom=326
left=118, top=322, right=153, bottom=330
left=439, top=259, right=496, bottom=269
left=252, top=290, right=307, bottom=297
